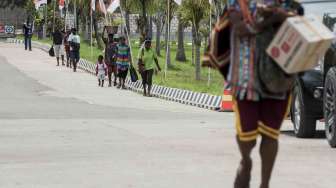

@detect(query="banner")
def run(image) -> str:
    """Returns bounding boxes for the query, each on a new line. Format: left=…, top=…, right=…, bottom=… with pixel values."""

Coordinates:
left=91, top=0, right=96, bottom=11
left=174, top=0, right=182, bottom=5
left=34, top=0, right=47, bottom=9
left=59, top=0, right=65, bottom=10
left=107, top=0, right=120, bottom=13
left=98, top=0, right=107, bottom=15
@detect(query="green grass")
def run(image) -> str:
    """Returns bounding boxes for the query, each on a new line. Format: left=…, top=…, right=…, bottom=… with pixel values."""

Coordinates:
left=16, top=35, right=224, bottom=96
left=131, top=42, right=224, bottom=96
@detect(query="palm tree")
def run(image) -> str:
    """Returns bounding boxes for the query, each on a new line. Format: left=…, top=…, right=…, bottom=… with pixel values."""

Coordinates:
left=122, top=0, right=156, bottom=43
left=180, top=0, right=210, bottom=80
left=70, top=0, right=104, bottom=49
left=120, top=0, right=133, bottom=34
left=23, top=0, right=37, bottom=22
left=175, top=14, right=187, bottom=62
left=151, top=0, right=168, bottom=56
left=164, top=0, right=179, bottom=67
left=153, top=11, right=165, bottom=56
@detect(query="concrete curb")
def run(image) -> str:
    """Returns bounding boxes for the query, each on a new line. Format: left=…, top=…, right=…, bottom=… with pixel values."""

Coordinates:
left=6, top=38, right=222, bottom=111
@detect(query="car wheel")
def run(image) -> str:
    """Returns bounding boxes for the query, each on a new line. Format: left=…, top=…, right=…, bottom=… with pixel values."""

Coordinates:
left=324, top=67, right=336, bottom=148
left=291, top=84, right=316, bottom=138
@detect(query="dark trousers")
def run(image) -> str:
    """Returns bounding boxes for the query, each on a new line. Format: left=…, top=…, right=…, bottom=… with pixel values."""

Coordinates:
left=70, top=50, right=80, bottom=72
left=141, top=69, right=154, bottom=86
left=24, top=36, right=32, bottom=50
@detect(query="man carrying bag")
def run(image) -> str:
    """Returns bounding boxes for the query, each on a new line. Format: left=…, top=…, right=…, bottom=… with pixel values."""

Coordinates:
left=138, top=39, right=161, bottom=97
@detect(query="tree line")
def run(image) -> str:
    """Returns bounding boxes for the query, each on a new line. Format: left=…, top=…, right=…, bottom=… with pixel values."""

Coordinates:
left=3, top=0, right=227, bottom=81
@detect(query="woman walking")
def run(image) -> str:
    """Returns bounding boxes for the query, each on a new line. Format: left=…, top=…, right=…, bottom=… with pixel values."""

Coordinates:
left=116, top=36, right=131, bottom=89
left=64, top=30, right=71, bottom=68
left=68, top=28, right=80, bottom=72
left=102, top=30, right=118, bottom=87
left=138, top=39, right=161, bottom=97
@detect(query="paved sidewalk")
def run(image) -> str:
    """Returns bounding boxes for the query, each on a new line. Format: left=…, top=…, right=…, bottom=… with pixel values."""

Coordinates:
left=0, top=43, right=335, bottom=188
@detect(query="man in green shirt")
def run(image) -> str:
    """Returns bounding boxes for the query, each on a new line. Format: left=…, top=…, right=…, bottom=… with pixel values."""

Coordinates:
left=138, top=39, right=161, bottom=97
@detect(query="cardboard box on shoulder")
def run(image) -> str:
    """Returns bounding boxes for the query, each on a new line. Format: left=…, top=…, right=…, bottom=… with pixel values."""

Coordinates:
left=267, top=15, right=335, bottom=74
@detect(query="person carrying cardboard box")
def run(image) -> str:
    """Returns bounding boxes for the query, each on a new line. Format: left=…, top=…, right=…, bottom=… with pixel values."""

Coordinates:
left=203, top=0, right=304, bottom=187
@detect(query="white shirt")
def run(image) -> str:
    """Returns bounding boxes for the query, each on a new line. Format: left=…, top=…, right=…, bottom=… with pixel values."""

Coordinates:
left=68, top=33, right=80, bottom=44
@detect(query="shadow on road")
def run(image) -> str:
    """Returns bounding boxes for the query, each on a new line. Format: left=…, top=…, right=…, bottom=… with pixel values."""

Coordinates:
left=281, top=130, right=326, bottom=139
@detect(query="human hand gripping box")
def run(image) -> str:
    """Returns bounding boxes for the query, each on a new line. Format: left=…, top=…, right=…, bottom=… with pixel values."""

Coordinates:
left=267, top=15, right=335, bottom=74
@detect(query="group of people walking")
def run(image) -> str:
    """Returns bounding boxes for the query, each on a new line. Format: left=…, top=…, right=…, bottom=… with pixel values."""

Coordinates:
left=94, top=28, right=161, bottom=96
left=98, top=30, right=132, bottom=89
left=51, top=26, right=160, bottom=96
left=52, top=28, right=80, bottom=72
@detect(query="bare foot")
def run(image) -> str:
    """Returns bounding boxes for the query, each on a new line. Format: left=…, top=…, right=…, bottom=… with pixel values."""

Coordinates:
left=234, top=160, right=252, bottom=188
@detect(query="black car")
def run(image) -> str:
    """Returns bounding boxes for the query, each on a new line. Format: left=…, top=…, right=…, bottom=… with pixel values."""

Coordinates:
left=291, top=1, right=336, bottom=147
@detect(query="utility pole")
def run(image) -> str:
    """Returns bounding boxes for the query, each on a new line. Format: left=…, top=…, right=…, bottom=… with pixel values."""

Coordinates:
left=165, top=0, right=171, bottom=80
left=74, top=0, right=77, bottom=29
left=53, top=0, right=56, bottom=32
left=43, top=4, right=47, bottom=38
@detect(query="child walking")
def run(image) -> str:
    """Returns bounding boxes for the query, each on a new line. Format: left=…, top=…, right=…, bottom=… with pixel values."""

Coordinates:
left=96, top=55, right=107, bottom=87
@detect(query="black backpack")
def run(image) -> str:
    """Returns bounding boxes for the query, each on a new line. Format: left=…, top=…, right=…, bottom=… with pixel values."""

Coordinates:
left=49, top=45, right=55, bottom=57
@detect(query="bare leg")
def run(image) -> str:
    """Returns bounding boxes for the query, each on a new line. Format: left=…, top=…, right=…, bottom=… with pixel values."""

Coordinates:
left=61, top=55, right=65, bottom=65
left=122, top=78, right=126, bottom=89
left=66, top=54, right=70, bottom=67
left=143, top=84, right=147, bottom=96
left=73, top=60, right=78, bottom=72
left=69, top=58, right=73, bottom=68
left=117, top=77, right=121, bottom=88
left=148, top=84, right=152, bottom=97
left=234, top=136, right=256, bottom=188
left=113, top=74, right=117, bottom=86
left=108, top=71, right=112, bottom=87
left=73, top=61, right=76, bottom=72
left=259, top=136, right=278, bottom=188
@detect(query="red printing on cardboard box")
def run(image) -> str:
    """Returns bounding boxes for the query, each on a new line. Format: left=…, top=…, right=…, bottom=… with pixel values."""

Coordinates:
left=271, top=47, right=280, bottom=58
left=281, top=42, right=291, bottom=53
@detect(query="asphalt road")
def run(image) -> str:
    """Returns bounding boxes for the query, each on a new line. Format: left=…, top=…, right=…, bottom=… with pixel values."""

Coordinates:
left=0, top=43, right=335, bottom=188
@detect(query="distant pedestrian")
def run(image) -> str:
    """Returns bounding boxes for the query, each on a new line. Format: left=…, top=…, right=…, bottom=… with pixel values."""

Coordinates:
left=116, top=36, right=131, bottom=89
left=95, top=55, right=107, bottom=87
left=68, top=28, right=80, bottom=72
left=102, top=29, right=118, bottom=87
left=138, top=39, right=161, bottom=97
left=63, top=30, right=71, bottom=68
left=52, top=28, right=65, bottom=66
left=23, top=20, right=33, bottom=51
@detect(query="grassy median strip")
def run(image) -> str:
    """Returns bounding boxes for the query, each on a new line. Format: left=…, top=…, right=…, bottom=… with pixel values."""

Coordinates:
left=17, top=35, right=224, bottom=96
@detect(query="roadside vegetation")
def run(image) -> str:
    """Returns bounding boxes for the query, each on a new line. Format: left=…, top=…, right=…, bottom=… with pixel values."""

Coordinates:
left=13, top=0, right=228, bottom=96
left=17, top=34, right=224, bottom=95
